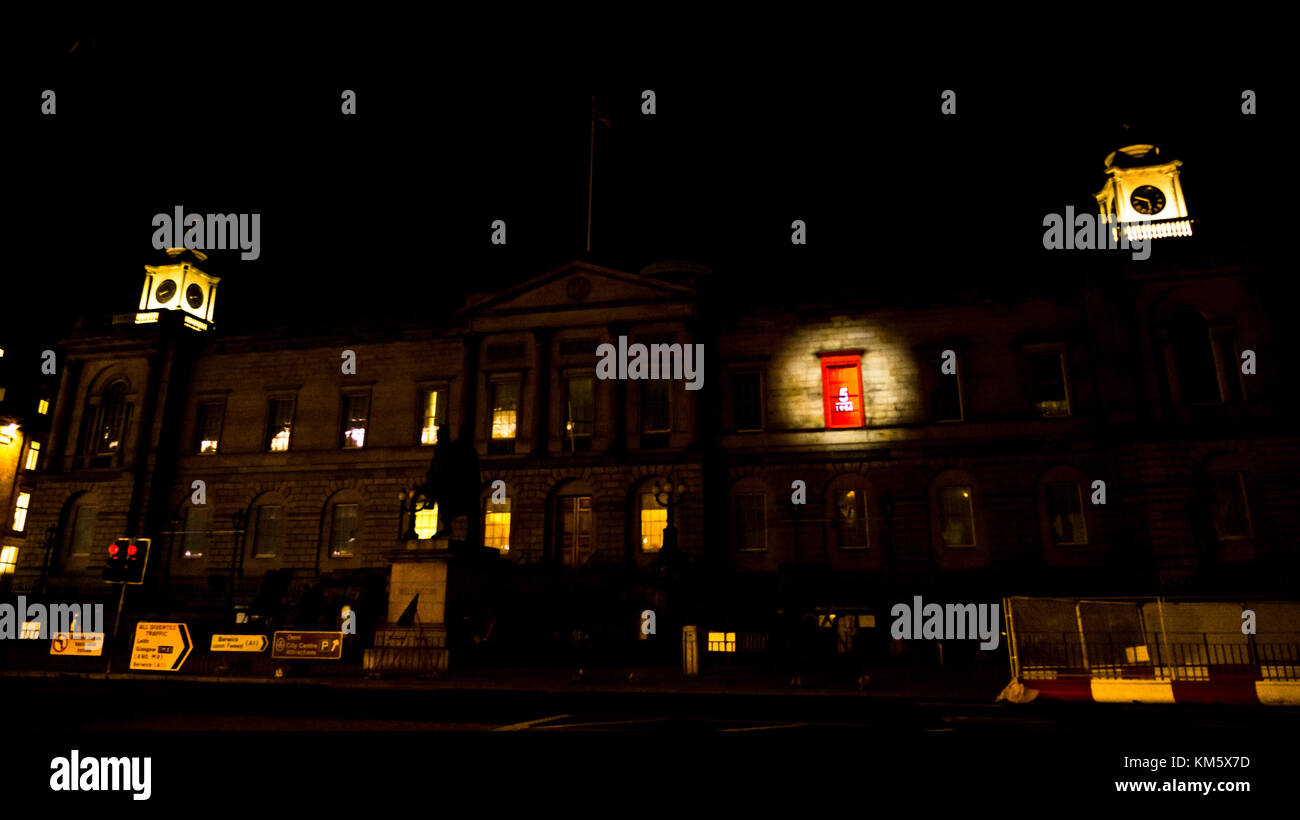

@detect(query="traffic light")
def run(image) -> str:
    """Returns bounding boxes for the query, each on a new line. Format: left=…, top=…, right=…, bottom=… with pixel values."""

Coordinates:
left=103, top=537, right=150, bottom=584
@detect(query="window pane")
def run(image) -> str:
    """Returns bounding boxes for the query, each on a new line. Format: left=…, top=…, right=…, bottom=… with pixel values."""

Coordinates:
left=933, top=355, right=962, bottom=422
left=491, top=381, right=519, bottom=440
left=24, top=441, right=41, bottom=471
left=484, top=498, right=511, bottom=551
left=643, top=380, right=670, bottom=433
left=559, top=496, right=593, bottom=567
left=732, top=371, right=763, bottom=431
left=1029, top=352, right=1069, bottom=417
left=342, top=395, right=369, bottom=448
left=938, top=486, right=975, bottom=547
left=254, top=506, right=281, bottom=556
left=331, top=504, right=359, bottom=556
left=640, top=493, right=667, bottom=552
left=11, top=492, right=31, bottom=533
left=1211, top=474, right=1251, bottom=539
left=734, top=493, right=766, bottom=551
left=420, top=390, right=443, bottom=445
left=71, top=505, right=98, bottom=555
left=564, top=376, right=594, bottom=450
left=268, top=399, right=294, bottom=451
left=1171, top=310, right=1220, bottom=404
left=823, top=363, right=864, bottom=428
left=197, top=402, right=224, bottom=453
left=183, top=506, right=210, bottom=558
left=96, top=384, right=127, bottom=453
left=833, top=489, right=868, bottom=548
left=414, top=505, right=439, bottom=539
left=0, top=546, right=17, bottom=575
left=1045, top=482, right=1087, bottom=545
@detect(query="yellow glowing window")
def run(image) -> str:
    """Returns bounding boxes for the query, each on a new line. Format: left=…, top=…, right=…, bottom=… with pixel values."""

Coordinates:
left=0, top=546, right=17, bottom=575
left=0, top=387, right=5, bottom=401
left=38, top=399, right=50, bottom=415
left=707, top=632, right=736, bottom=653
left=12, top=492, right=31, bottom=533
left=134, top=312, right=159, bottom=324
left=490, top=380, right=519, bottom=440
left=420, top=390, right=442, bottom=445
left=20, top=622, right=40, bottom=639
left=640, top=494, right=667, bottom=552
left=24, top=441, right=40, bottom=471
left=484, top=499, right=510, bottom=551
left=414, top=506, right=439, bottom=539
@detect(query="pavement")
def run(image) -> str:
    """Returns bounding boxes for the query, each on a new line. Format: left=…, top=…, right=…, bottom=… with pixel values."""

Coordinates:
left=0, top=661, right=1012, bottom=699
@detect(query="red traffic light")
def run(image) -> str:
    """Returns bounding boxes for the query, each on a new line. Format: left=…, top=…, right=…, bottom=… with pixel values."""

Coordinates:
left=108, top=544, right=120, bottom=556
left=127, top=544, right=138, bottom=557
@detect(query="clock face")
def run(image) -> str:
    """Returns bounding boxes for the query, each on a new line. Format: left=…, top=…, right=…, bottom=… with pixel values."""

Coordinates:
left=1130, top=185, right=1166, bottom=215
left=154, top=279, right=177, bottom=303
left=186, top=283, right=205, bottom=309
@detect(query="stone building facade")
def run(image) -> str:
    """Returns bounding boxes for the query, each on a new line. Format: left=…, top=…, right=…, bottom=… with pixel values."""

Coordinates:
left=6, top=249, right=1295, bottom=664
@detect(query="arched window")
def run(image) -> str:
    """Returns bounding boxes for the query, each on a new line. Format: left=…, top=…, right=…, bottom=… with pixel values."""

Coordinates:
left=92, top=381, right=128, bottom=455
left=1170, top=309, right=1221, bottom=404
left=825, top=474, right=872, bottom=551
left=551, top=479, right=595, bottom=567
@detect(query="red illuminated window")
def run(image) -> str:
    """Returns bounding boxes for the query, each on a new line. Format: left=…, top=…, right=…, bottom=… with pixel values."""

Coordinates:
left=820, top=355, right=863, bottom=429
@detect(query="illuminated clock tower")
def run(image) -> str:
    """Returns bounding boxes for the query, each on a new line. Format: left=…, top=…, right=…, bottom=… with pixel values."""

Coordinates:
left=137, top=247, right=220, bottom=330
left=1094, top=143, right=1193, bottom=243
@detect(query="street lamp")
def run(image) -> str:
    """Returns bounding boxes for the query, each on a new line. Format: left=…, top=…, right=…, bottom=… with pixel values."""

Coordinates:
left=651, top=476, right=688, bottom=568
left=397, top=487, right=433, bottom=542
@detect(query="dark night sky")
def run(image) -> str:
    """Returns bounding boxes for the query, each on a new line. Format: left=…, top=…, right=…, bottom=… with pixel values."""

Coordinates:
left=4, top=31, right=1286, bottom=353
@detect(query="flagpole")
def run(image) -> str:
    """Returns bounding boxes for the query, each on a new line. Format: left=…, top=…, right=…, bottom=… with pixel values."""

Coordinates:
left=587, top=95, right=596, bottom=254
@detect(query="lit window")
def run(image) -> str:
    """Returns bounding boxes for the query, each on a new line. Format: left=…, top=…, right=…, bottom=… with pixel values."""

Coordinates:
left=820, top=355, right=863, bottom=429
left=330, top=504, right=359, bottom=556
left=484, top=498, right=510, bottom=551
left=0, top=387, right=6, bottom=401
left=24, top=440, right=40, bottom=471
left=734, top=493, right=766, bottom=551
left=938, top=486, right=975, bottom=547
left=1211, top=473, right=1252, bottom=539
left=266, top=399, right=294, bottom=452
left=0, top=546, right=17, bottom=575
left=69, top=505, right=97, bottom=555
left=419, top=389, right=444, bottom=445
left=182, top=506, right=210, bottom=558
left=731, top=371, right=763, bottom=432
left=1029, top=351, right=1070, bottom=418
left=490, top=379, right=519, bottom=453
left=196, top=401, right=224, bottom=454
left=37, top=399, right=49, bottom=415
left=640, top=493, right=667, bottom=552
left=341, top=394, right=369, bottom=449
left=564, top=375, right=594, bottom=452
left=11, top=492, right=30, bottom=532
left=1045, top=482, right=1087, bottom=545
left=707, top=632, right=736, bottom=652
left=414, top=505, right=439, bottom=539
left=832, top=489, right=868, bottom=549
left=253, top=506, right=281, bottom=556
left=558, top=496, right=593, bottom=567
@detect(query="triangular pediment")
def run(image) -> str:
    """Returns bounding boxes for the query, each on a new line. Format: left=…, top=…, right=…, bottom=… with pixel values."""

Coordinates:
left=459, top=260, right=695, bottom=318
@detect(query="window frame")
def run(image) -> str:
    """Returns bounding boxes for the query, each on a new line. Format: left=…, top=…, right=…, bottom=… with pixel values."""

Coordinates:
left=1043, top=481, right=1088, bottom=546
left=195, top=399, right=226, bottom=455
left=340, top=391, right=372, bottom=450
left=252, top=504, right=282, bottom=557
left=417, top=384, right=448, bottom=447
left=733, top=492, right=767, bottom=553
left=562, top=370, right=596, bottom=452
left=329, top=503, right=361, bottom=557
left=1025, top=345, right=1072, bottom=419
left=729, top=368, right=765, bottom=433
left=265, top=396, right=297, bottom=453
left=819, top=353, right=864, bottom=429
left=488, top=374, right=522, bottom=454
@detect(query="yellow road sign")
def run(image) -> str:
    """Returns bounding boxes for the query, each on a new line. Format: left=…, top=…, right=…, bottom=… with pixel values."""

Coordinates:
left=50, top=632, right=104, bottom=656
left=210, top=634, right=268, bottom=653
left=129, top=622, right=192, bottom=671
